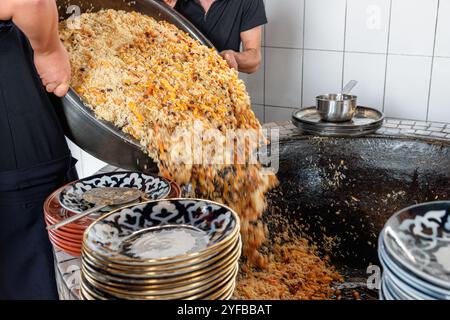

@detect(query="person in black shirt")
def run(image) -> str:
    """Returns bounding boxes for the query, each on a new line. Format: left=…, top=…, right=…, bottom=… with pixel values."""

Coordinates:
left=164, top=0, right=267, bottom=74
left=0, top=0, right=74, bottom=299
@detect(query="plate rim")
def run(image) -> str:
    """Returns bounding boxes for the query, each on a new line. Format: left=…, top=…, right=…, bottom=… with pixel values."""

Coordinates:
left=58, top=171, right=172, bottom=213
left=83, top=198, right=241, bottom=264
left=292, top=106, right=385, bottom=129
left=380, top=201, right=450, bottom=290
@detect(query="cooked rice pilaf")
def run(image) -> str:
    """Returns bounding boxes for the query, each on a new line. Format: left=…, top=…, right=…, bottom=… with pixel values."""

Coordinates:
left=60, top=10, right=278, bottom=266
left=234, top=236, right=343, bottom=300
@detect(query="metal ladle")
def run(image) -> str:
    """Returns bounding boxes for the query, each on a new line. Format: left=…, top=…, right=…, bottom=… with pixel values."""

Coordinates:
left=47, top=187, right=144, bottom=231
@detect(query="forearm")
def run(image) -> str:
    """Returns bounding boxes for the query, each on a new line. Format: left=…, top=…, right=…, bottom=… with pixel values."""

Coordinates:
left=9, top=0, right=61, bottom=54
left=234, top=48, right=261, bottom=74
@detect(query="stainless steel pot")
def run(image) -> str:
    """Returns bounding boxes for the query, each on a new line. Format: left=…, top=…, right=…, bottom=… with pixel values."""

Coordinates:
left=316, top=94, right=357, bottom=122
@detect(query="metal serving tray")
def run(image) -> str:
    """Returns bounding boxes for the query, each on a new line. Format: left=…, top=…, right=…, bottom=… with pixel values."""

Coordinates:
left=292, top=106, right=384, bottom=137
left=54, top=0, right=214, bottom=173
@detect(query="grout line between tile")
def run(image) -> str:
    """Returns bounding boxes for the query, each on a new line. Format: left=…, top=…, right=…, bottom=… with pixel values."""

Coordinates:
left=341, top=0, right=349, bottom=90
left=383, top=52, right=438, bottom=58
left=265, top=104, right=300, bottom=110
left=263, top=24, right=266, bottom=123
left=382, top=0, right=394, bottom=113
left=426, top=0, right=441, bottom=122
left=263, top=45, right=302, bottom=50
left=301, top=0, right=306, bottom=108
left=262, top=46, right=446, bottom=59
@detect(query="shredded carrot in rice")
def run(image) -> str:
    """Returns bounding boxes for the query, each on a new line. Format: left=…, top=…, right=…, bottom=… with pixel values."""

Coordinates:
left=60, top=10, right=278, bottom=266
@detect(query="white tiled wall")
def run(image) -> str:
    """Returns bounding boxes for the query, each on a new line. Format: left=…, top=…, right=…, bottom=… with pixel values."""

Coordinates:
left=265, top=47, right=302, bottom=107
left=389, top=0, right=438, bottom=56
left=265, top=0, right=303, bottom=48
left=429, top=57, right=450, bottom=122
left=303, top=50, right=343, bottom=107
left=384, top=55, right=432, bottom=120
left=345, top=0, right=390, bottom=54
left=304, top=0, right=347, bottom=51
left=343, top=52, right=386, bottom=109
left=435, top=0, right=450, bottom=57
left=244, top=0, right=450, bottom=123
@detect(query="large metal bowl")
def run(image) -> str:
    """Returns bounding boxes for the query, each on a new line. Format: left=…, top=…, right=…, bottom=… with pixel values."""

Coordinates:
left=53, top=0, right=214, bottom=173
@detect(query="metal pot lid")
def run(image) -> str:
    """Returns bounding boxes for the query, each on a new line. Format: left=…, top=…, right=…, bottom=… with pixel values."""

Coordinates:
left=380, top=201, right=450, bottom=290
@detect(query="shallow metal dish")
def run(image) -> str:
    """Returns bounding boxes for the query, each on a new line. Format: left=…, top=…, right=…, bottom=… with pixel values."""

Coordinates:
left=292, top=106, right=384, bottom=137
left=53, top=0, right=214, bottom=173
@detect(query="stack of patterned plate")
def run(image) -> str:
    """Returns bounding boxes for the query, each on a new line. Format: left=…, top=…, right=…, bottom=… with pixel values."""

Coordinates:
left=44, top=187, right=86, bottom=256
left=79, top=198, right=241, bottom=300
left=44, top=172, right=178, bottom=256
left=378, top=201, right=450, bottom=300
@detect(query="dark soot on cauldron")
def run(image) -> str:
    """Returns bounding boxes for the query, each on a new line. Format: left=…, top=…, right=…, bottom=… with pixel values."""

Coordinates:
left=256, top=135, right=449, bottom=299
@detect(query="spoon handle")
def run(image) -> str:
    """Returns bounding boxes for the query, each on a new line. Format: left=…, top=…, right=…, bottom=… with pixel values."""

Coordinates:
left=47, top=204, right=106, bottom=231
left=342, top=80, right=358, bottom=95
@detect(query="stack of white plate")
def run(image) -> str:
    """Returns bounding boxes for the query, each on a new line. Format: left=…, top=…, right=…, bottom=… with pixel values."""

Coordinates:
left=378, top=201, right=450, bottom=300
left=79, top=198, right=241, bottom=300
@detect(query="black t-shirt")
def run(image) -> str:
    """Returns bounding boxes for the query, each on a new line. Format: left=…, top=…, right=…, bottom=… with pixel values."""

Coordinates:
left=174, top=0, right=267, bottom=52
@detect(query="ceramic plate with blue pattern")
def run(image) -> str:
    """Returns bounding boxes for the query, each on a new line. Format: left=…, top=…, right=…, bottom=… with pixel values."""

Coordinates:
left=379, top=235, right=450, bottom=299
left=59, top=172, right=171, bottom=213
left=83, top=199, right=240, bottom=264
left=381, top=201, right=450, bottom=290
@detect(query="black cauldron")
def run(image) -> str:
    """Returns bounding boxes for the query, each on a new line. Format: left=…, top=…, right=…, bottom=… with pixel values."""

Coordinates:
left=264, top=135, right=450, bottom=299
